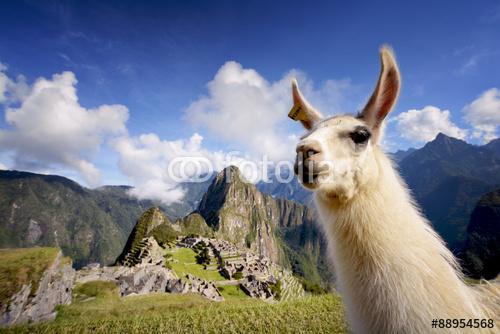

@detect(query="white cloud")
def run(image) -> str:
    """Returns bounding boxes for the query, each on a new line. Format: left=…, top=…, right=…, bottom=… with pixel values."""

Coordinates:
left=394, top=106, right=467, bottom=143
left=463, top=88, right=500, bottom=143
left=185, top=61, right=353, bottom=162
left=0, top=60, right=356, bottom=204
left=0, top=70, right=128, bottom=186
left=0, top=63, right=29, bottom=104
left=0, top=162, right=7, bottom=170
left=112, top=132, right=263, bottom=204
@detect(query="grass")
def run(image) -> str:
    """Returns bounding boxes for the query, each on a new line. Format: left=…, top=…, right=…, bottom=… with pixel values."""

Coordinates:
left=0, top=247, right=60, bottom=309
left=72, top=281, right=119, bottom=302
left=3, top=284, right=347, bottom=334
left=167, top=248, right=226, bottom=282
left=217, top=285, right=248, bottom=300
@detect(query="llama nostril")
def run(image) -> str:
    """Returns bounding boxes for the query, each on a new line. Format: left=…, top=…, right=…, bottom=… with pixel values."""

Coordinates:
left=306, top=150, right=317, bottom=158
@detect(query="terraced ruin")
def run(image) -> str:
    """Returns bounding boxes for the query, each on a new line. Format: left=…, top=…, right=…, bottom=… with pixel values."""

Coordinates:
left=120, top=234, right=307, bottom=302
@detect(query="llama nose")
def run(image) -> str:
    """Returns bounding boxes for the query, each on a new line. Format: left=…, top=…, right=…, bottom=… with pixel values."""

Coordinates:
left=296, top=140, right=322, bottom=158
left=294, top=140, right=323, bottom=177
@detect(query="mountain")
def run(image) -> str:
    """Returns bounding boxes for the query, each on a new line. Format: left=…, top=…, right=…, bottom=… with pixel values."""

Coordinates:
left=391, top=147, right=416, bottom=162
left=116, top=207, right=216, bottom=265
left=197, top=166, right=331, bottom=286
left=398, top=133, right=500, bottom=251
left=485, top=138, right=500, bottom=156
left=115, top=207, right=174, bottom=265
left=0, top=170, right=212, bottom=268
left=461, top=189, right=500, bottom=279
left=256, top=169, right=312, bottom=205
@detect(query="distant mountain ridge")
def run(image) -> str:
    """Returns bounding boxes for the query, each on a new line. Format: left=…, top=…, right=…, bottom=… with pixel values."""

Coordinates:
left=398, top=133, right=500, bottom=251
left=0, top=170, right=211, bottom=267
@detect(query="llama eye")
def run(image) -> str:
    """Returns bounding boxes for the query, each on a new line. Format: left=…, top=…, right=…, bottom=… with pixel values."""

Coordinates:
left=349, top=127, right=371, bottom=145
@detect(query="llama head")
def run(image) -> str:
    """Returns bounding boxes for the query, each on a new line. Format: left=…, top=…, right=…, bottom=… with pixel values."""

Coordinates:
left=292, top=46, right=401, bottom=202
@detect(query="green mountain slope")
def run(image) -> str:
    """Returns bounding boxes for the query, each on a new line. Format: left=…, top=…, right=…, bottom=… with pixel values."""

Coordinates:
left=0, top=171, right=211, bottom=268
left=197, top=166, right=331, bottom=286
left=461, top=188, right=500, bottom=279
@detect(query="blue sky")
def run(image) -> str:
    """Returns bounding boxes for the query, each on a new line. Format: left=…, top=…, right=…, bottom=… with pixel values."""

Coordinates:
left=0, top=0, right=499, bottom=201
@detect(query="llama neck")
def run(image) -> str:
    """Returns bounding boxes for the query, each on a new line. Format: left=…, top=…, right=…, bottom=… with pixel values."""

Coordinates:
left=315, top=150, right=484, bottom=333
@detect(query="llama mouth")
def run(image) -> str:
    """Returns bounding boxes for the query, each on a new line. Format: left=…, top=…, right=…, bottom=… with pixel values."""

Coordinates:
left=297, top=170, right=327, bottom=186
left=294, top=159, right=328, bottom=177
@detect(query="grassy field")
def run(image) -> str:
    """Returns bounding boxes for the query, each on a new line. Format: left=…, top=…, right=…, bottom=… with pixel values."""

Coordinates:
left=3, top=279, right=347, bottom=334
left=167, top=247, right=227, bottom=282
left=0, top=247, right=60, bottom=309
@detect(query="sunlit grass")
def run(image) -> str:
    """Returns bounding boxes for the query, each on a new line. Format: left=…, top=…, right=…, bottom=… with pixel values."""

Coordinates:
left=0, top=247, right=60, bottom=308
left=5, top=287, right=347, bottom=334
left=217, top=284, right=248, bottom=300
left=167, top=247, right=226, bottom=282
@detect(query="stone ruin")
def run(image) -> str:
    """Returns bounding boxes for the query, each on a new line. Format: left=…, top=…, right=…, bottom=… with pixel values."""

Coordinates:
left=240, top=275, right=273, bottom=300
left=209, top=239, right=240, bottom=258
left=76, top=236, right=225, bottom=302
left=184, top=274, right=223, bottom=301
left=176, top=236, right=279, bottom=300
left=76, top=262, right=224, bottom=302
left=219, top=252, right=271, bottom=280
left=121, top=236, right=165, bottom=267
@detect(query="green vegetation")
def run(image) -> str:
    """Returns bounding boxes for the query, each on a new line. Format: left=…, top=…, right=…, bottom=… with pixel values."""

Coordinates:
left=299, top=277, right=328, bottom=295
left=177, top=213, right=214, bottom=237
left=193, top=242, right=211, bottom=266
left=116, top=207, right=171, bottom=264
left=150, top=223, right=179, bottom=246
left=5, top=292, right=347, bottom=333
left=232, top=271, right=243, bottom=280
left=269, top=280, right=282, bottom=300
left=280, top=241, right=326, bottom=288
left=217, top=285, right=248, bottom=300
left=0, top=247, right=59, bottom=309
left=72, top=281, right=119, bottom=303
left=167, top=248, right=225, bottom=282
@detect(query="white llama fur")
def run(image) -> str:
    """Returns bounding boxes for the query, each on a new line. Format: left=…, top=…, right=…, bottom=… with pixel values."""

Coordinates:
left=291, top=46, right=499, bottom=334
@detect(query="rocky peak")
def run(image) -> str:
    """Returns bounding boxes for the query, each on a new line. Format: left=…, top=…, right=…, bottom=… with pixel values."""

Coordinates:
left=422, top=133, right=472, bottom=158
left=195, top=166, right=319, bottom=265
left=215, top=165, right=244, bottom=184
left=115, top=207, right=171, bottom=265
left=197, top=166, right=255, bottom=230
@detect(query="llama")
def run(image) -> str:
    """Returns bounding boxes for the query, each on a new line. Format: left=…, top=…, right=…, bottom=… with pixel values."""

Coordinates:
left=290, top=46, right=499, bottom=334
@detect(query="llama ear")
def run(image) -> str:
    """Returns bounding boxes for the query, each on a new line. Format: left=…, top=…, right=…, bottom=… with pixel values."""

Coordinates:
left=360, top=46, right=401, bottom=141
left=289, top=79, right=323, bottom=130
